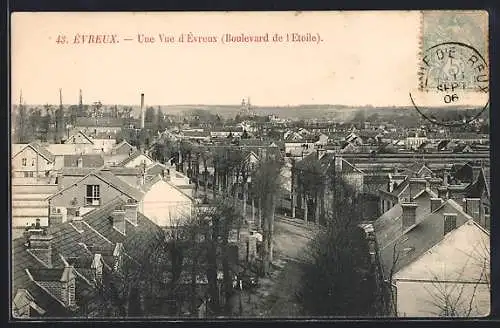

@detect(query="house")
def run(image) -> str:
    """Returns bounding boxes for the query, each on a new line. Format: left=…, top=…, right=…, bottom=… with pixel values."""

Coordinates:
left=12, top=195, right=164, bottom=318
left=49, top=166, right=195, bottom=228
left=284, top=130, right=303, bottom=141
left=464, top=167, right=491, bottom=230
left=372, top=189, right=482, bottom=317
left=405, top=136, right=428, bottom=150
left=146, top=163, right=194, bottom=198
left=11, top=183, right=59, bottom=230
left=118, top=150, right=155, bottom=169
left=392, top=220, right=489, bottom=317
left=87, top=138, right=116, bottom=154
left=45, top=144, right=99, bottom=157
left=141, top=175, right=194, bottom=227
left=48, top=169, right=145, bottom=213
left=12, top=143, right=55, bottom=179
left=74, top=117, right=124, bottom=137
left=112, top=140, right=136, bottom=156
left=64, top=130, right=94, bottom=145
left=179, top=130, right=211, bottom=142
left=62, top=154, right=105, bottom=169
left=57, top=167, right=142, bottom=191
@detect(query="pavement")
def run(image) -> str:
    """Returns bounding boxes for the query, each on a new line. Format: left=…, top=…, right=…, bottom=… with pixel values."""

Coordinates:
left=228, top=215, right=319, bottom=318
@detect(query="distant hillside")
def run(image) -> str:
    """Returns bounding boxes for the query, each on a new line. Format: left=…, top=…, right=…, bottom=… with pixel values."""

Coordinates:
left=12, top=103, right=488, bottom=123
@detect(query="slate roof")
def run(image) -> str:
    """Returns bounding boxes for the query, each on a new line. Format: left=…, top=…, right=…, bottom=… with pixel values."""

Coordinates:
left=63, top=155, right=104, bottom=168
left=112, top=140, right=136, bottom=153
left=12, top=188, right=164, bottom=318
left=83, top=196, right=163, bottom=261
left=94, top=170, right=144, bottom=201
left=51, top=169, right=144, bottom=202
left=13, top=143, right=55, bottom=163
left=374, top=193, right=473, bottom=279
left=146, top=163, right=167, bottom=176
left=118, top=150, right=154, bottom=167
left=11, top=238, right=93, bottom=318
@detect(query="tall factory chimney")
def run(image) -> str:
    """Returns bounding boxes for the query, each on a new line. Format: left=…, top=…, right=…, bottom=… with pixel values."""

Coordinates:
left=140, top=93, right=145, bottom=129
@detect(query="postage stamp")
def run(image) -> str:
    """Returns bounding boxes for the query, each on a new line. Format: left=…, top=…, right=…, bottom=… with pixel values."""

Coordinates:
left=413, top=10, right=489, bottom=126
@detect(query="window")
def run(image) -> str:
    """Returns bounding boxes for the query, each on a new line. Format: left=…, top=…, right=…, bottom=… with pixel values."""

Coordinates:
left=23, top=172, right=34, bottom=178
left=22, top=158, right=27, bottom=166
left=85, top=185, right=100, bottom=206
left=31, top=159, right=35, bottom=166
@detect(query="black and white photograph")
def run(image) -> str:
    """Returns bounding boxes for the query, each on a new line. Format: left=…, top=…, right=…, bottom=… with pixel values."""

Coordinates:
left=9, top=11, right=490, bottom=319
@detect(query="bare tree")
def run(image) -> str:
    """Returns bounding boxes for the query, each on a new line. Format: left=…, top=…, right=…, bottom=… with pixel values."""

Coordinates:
left=422, top=237, right=490, bottom=317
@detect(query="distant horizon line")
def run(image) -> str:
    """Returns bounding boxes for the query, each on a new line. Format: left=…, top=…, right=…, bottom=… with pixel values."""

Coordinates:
left=12, top=103, right=477, bottom=109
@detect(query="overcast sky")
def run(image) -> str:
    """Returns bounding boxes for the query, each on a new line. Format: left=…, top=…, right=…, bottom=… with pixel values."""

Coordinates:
left=13, top=12, right=426, bottom=106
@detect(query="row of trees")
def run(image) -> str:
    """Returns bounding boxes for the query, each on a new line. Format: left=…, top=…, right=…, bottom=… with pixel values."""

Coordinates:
left=95, top=137, right=284, bottom=317
left=296, top=170, right=385, bottom=316
left=95, top=198, right=244, bottom=317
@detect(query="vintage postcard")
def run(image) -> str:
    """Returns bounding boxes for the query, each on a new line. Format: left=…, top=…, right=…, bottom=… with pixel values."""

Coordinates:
left=10, top=11, right=490, bottom=319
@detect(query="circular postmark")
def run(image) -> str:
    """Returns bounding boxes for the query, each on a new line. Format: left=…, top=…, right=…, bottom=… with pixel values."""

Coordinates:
left=410, top=42, right=489, bottom=127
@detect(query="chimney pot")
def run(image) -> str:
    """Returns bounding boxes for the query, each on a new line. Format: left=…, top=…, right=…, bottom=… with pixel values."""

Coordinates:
left=60, top=265, right=76, bottom=308
left=112, top=209, right=126, bottom=235
left=28, top=234, right=54, bottom=268
left=124, top=201, right=138, bottom=226
left=437, top=186, right=448, bottom=199
left=91, top=253, right=103, bottom=284
left=401, top=202, right=419, bottom=231
left=430, top=198, right=443, bottom=212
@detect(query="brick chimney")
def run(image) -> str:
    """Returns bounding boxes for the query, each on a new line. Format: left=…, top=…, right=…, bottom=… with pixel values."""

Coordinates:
left=430, top=197, right=443, bottom=212
left=401, top=202, right=419, bottom=231
left=464, top=198, right=481, bottom=220
left=28, top=232, right=54, bottom=268
left=111, top=208, right=126, bottom=235
left=60, top=265, right=76, bottom=308
left=437, top=186, right=448, bottom=199
left=91, top=253, right=103, bottom=285
left=443, top=213, right=457, bottom=235
left=113, top=243, right=124, bottom=271
left=49, top=206, right=67, bottom=226
left=140, top=93, right=145, bottom=129
left=428, top=177, right=443, bottom=193
left=124, top=200, right=138, bottom=226
left=334, top=156, right=343, bottom=173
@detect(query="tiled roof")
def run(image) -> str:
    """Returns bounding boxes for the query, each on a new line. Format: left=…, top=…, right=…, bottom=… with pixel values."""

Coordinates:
left=11, top=237, right=93, bottom=317
left=12, top=191, right=162, bottom=318
left=13, top=143, right=55, bottom=163
left=51, top=169, right=144, bottom=202
left=59, top=166, right=141, bottom=177
left=118, top=150, right=154, bottom=167
left=83, top=198, right=163, bottom=261
left=94, top=170, right=144, bottom=201
left=63, top=154, right=104, bottom=168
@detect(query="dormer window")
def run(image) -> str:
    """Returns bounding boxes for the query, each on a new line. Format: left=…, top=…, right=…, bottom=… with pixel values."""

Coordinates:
left=85, top=185, right=100, bottom=206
